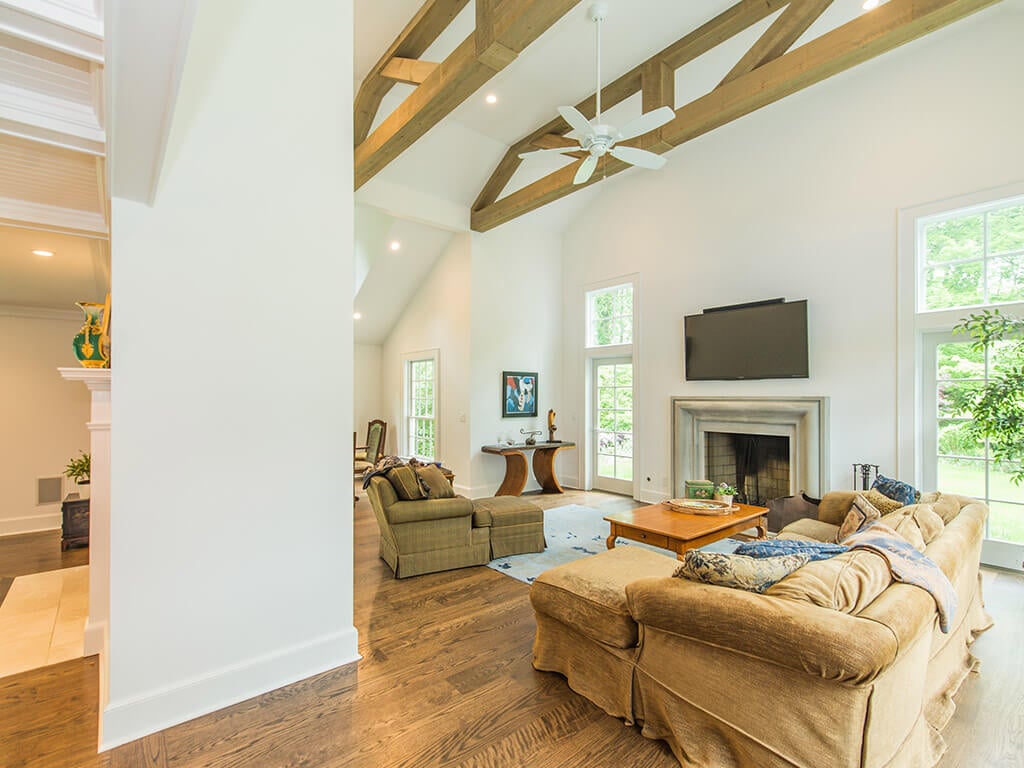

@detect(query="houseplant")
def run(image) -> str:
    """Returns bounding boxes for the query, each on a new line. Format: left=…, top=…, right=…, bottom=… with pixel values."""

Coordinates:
left=713, top=482, right=737, bottom=506
left=949, top=308, right=1024, bottom=484
left=64, top=451, right=91, bottom=485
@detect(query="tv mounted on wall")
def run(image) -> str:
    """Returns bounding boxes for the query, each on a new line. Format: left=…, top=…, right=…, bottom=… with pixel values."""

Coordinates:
left=684, top=299, right=808, bottom=381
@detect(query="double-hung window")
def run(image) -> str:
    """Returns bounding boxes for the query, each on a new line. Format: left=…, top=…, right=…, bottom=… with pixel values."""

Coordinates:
left=404, top=352, right=438, bottom=461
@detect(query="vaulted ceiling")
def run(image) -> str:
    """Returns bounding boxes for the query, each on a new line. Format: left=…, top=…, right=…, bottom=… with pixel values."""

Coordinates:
left=0, top=0, right=108, bottom=310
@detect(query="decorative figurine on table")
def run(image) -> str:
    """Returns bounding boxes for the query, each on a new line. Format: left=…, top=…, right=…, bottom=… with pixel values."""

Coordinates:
left=520, top=428, right=543, bottom=446
left=547, top=409, right=559, bottom=443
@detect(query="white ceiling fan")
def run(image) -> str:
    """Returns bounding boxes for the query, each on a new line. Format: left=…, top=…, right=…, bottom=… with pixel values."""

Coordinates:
left=518, top=2, right=675, bottom=185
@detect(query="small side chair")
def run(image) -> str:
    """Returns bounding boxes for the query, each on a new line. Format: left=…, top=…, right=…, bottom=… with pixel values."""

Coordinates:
left=354, top=419, right=387, bottom=501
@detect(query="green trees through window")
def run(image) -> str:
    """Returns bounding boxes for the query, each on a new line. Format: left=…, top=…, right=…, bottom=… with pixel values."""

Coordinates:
left=588, top=284, right=633, bottom=346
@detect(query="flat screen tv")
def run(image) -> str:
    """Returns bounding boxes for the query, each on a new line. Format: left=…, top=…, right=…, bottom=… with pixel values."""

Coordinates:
left=684, top=299, right=808, bottom=381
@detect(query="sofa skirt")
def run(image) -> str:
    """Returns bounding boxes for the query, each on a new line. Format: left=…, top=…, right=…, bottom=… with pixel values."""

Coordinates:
left=532, top=611, right=639, bottom=724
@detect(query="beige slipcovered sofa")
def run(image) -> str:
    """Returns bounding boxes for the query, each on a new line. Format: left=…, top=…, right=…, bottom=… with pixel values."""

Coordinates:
left=530, top=491, right=992, bottom=768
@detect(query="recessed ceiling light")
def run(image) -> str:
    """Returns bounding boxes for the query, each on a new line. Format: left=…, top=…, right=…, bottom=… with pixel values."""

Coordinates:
left=32, top=249, right=54, bottom=257
left=353, top=312, right=362, bottom=320
left=485, top=93, right=498, bottom=105
left=862, top=0, right=880, bottom=9
left=389, top=241, right=401, bottom=252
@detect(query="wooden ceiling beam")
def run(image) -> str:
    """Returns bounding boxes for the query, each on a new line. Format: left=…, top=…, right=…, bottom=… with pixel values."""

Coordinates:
left=380, top=57, right=440, bottom=86
left=355, top=0, right=583, bottom=189
left=471, top=0, right=1000, bottom=232
left=472, top=0, right=788, bottom=211
left=354, top=0, right=471, bottom=146
left=720, top=0, right=834, bottom=86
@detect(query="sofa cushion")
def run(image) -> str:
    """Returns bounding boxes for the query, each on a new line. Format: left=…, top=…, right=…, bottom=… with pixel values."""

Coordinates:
left=765, top=550, right=892, bottom=613
left=472, top=496, right=543, bottom=528
left=879, top=511, right=928, bottom=552
left=388, top=465, right=426, bottom=500
left=530, top=546, right=679, bottom=649
left=385, top=496, right=473, bottom=525
left=836, top=494, right=881, bottom=543
left=817, top=491, right=861, bottom=526
left=673, top=551, right=810, bottom=594
left=919, top=492, right=962, bottom=524
left=872, top=474, right=919, bottom=506
left=415, top=464, right=455, bottom=499
left=777, top=517, right=840, bottom=542
left=863, top=488, right=905, bottom=515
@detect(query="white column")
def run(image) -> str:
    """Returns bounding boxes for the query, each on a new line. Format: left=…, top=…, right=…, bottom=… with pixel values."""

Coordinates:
left=58, top=367, right=111, bottom=737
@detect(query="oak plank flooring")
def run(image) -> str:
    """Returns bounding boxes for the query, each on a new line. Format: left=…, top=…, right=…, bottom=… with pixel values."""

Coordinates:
left=0, top=530, right=88, bottom=580
left=0, top=489, right=1020, bottom=767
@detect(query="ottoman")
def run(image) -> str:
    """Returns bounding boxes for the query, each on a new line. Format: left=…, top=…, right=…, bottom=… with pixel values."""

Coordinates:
left=472, top=496, right=546, bottom=558
left=529, top=546, right=680, bottom=723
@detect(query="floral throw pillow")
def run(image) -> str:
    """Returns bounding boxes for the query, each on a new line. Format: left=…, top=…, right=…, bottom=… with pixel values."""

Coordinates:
left=836, top=493, right=882, bottom=543
left=871, top=474, right=919, bottom=506
left=673, top=551, right=811, bottom=594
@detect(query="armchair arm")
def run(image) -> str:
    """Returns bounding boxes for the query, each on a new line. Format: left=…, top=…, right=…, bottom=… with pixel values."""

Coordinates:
left=626, top=577, right=898, bottom=685
left=386, top=497, right=474, bottom=525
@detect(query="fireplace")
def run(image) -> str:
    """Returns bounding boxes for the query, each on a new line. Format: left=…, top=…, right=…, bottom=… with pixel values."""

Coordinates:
left=672, top=397, right=829, bottom=501
left=705, top=432, right=791, bottom=506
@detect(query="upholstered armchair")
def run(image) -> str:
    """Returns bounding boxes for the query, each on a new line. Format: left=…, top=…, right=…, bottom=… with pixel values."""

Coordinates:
left=364, top=475, right=489, bottom=578
left=354, top=419, right=387, bottom=473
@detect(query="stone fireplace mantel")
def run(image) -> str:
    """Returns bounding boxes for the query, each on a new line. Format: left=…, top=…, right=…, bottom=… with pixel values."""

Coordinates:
left=671, top=397, right=829, bottom=499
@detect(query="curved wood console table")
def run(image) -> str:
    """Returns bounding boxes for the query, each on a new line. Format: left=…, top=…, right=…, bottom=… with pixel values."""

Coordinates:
left=481, top=442, right=576, bottom=496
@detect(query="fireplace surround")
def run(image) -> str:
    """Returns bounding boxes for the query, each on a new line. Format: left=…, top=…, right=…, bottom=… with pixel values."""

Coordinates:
left=671, top=397, right=829, bottom=500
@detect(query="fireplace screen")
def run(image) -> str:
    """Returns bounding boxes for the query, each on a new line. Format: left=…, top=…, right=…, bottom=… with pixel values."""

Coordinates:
left=705, top=432, right=790, bottom=507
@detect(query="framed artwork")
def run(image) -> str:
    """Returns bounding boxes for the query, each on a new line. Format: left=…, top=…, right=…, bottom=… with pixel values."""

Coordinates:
left=502, top=371, right=538, bottom=418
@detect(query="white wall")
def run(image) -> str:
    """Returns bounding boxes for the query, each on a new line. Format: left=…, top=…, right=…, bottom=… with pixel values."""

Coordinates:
left=0, top=312, right=90, bottom=535
left=381, top=233, right=472, bottom=490
left=469, top=223, right=565, bottom=496
left=561, top=5, right=1024, bottom=502
left=105, top=0, right=356, bottom=749
left=354, top=343, right=383, bottom=449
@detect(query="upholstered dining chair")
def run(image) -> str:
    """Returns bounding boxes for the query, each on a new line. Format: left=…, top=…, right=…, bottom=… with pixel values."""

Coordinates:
left=354, top=420, right=387, bottom=500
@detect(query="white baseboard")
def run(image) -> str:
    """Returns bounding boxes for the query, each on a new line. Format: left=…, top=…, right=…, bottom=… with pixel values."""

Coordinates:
left=0, top=511, right=61, bottom=537
left=637, top=489, right=670, bottom=505
left=101, top=626, right=360, bottom=751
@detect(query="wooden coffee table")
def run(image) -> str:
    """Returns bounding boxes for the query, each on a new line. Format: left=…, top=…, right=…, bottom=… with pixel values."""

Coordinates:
left=604, top=502, right=768, bottom=560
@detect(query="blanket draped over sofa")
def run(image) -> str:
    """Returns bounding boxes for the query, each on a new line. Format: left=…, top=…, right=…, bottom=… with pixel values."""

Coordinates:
left=530, top=492, right=993, bottom=768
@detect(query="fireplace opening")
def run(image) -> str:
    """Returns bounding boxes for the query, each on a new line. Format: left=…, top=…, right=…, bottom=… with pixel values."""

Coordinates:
left=705, top=432, right=790, bottom=507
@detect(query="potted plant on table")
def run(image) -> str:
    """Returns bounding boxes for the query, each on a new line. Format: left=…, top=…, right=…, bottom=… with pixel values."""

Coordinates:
left=64, top=451, right=91, bottom=497
left=714, top=482, right=737, bottom=506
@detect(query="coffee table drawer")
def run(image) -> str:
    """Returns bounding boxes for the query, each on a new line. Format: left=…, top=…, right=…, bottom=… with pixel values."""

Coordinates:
left=620, top=529, right=668, bottom=549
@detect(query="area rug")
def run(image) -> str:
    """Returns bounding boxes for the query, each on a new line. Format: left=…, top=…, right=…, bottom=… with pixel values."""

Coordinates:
left=487, top=504, right=743, bottom=585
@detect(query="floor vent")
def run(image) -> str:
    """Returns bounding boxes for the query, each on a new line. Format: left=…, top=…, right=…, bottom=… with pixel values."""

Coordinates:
left=37, top=477, right=63, bottom=505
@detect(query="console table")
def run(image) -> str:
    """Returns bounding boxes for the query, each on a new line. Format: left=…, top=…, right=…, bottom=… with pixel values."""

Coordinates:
left=481, top=442, right=576, bottom=496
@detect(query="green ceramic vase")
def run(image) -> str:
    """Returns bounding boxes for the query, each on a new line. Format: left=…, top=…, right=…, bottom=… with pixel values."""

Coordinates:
left=73, top=301, right=109, bottom=369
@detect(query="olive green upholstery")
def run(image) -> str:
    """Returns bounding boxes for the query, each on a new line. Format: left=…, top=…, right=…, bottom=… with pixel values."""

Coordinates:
left=471, top=496, right=546, bottom=558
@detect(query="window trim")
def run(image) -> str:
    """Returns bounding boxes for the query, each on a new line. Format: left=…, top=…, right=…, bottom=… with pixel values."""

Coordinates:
left=401, top=348, right=440, bottom=461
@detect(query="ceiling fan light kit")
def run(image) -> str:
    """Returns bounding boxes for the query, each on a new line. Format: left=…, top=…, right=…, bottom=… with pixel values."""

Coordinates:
left=518, top=1, right=673, bottom=185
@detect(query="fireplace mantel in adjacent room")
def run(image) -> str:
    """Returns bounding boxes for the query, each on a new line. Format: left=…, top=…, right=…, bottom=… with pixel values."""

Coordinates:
left=671, top=397, right=829, bottom=499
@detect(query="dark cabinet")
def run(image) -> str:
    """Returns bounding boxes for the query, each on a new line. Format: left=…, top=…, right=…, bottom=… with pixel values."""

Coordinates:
left=61, top=496, right=90, bottom=551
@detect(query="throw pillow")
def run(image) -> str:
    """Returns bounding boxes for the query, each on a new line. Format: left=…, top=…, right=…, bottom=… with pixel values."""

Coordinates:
left=765, top=550, right=892, bottom=614
left=388, top=465, right=426, bottom=500
left=871, top=474, right=919, bottom=506
left=879, top=511, right=927, bottom=553
left=415, top=464, right=455, bottom=499
left=673, top=551, right=810, bottom=594
left=863, top=488, right=904, bottom=515
left=836, top=493, right=882, bottom=543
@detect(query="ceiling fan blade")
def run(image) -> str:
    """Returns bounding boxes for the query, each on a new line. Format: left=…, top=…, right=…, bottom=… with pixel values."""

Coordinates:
left=518, top=147, right=580, bottom=160
left=610, top=146, right=667, bottom=170
left=616, top=106, right=675, bottom=141
left=573, top=154, right=599, bottom=185
left=558, top=106, right=594, bottom=137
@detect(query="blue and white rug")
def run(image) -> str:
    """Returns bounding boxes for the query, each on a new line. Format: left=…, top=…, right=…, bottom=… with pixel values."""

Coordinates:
left=487, top=504, right=742, bottom=585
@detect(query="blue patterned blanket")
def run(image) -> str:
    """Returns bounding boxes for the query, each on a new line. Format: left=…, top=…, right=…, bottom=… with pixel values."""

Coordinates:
left=735, top=539, right=849, bottom=562
left=844, top=523, right=957, bottom=633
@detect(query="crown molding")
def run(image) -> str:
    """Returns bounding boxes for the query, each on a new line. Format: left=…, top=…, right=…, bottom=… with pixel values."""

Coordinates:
left=0, top=3, right=102, bottom=62
left=0, top=303, right=82, bottom=320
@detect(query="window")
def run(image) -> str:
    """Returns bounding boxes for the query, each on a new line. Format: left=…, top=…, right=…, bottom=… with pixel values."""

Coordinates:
left=404, top=353, right=437, bottom=460
left=587, top=283, right=633, bottom=347
left=919, top=197, right=1024, bottom=311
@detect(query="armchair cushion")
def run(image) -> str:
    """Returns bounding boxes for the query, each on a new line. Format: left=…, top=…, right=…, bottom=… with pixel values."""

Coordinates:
left=415, top=464, right=455, bottom=499
left=385, top=496, right=473, bottom=525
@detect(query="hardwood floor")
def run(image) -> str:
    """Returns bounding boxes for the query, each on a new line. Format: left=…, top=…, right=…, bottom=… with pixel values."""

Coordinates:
left=0, top=491, right=1020, bottom=767
left=0, top=531, right=88, bottom=580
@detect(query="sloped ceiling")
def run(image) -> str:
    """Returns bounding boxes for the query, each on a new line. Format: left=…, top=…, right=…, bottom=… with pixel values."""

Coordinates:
left=0, top=0, right=108, bottom=311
